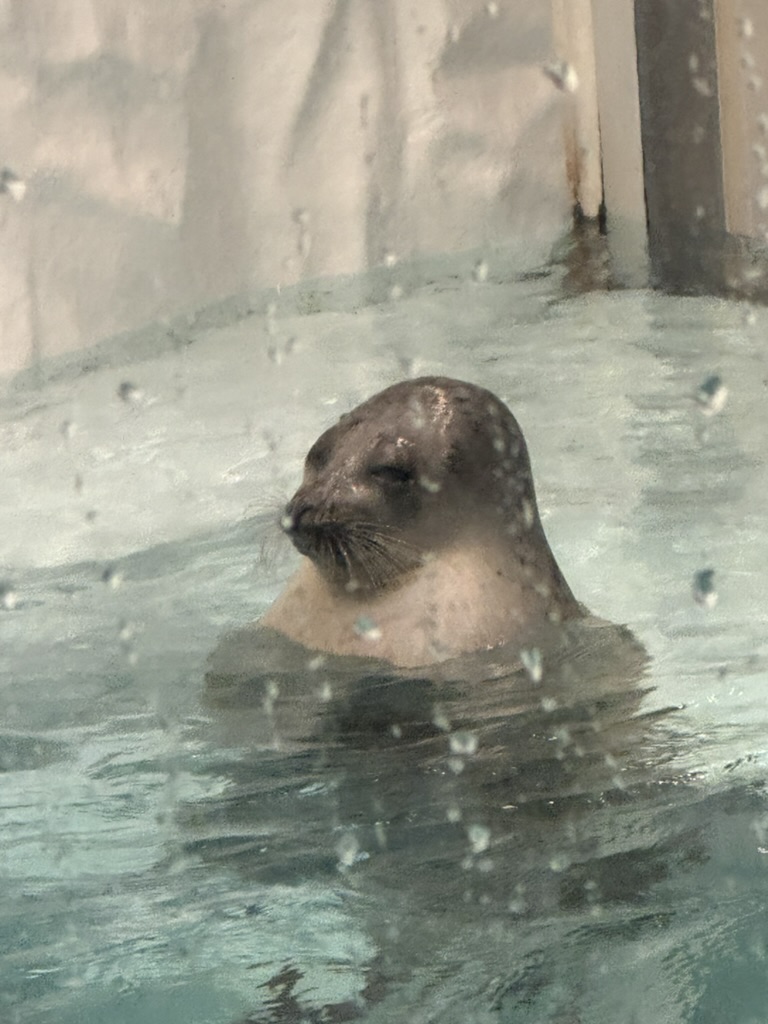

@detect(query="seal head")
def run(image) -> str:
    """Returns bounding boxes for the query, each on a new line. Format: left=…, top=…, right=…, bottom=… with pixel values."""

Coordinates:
left=261, top=377, right=582, bottom=666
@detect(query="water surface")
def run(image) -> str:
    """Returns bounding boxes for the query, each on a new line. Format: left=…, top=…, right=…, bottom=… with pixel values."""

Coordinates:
left=2, top=256, right=767, bottom=1022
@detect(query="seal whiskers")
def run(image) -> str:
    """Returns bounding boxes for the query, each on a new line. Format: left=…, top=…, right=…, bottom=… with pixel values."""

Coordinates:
left=341, top=522, right=424, bottom=590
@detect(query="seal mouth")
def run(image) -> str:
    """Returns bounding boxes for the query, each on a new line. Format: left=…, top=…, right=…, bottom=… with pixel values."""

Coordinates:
left=282, top=505, right=423, bottom=591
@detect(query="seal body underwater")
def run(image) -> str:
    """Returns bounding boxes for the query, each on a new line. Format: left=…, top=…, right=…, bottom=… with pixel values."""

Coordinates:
left=261, top=376, right=583, bottom=668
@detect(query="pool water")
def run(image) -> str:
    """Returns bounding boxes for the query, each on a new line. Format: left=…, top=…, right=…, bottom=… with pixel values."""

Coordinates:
left=1, top=254, right=767, bottom=1022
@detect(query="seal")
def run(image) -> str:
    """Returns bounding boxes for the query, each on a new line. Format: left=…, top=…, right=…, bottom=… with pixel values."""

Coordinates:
left=260, top=377, right=583, bottom=667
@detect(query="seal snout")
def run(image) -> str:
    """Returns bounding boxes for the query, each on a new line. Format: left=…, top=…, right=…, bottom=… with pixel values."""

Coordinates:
left=281, top=500, right=317, bottom=556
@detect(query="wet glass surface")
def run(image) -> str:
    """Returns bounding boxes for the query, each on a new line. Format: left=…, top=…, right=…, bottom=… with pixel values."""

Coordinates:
left=2, top=257, right=767, bottom=1023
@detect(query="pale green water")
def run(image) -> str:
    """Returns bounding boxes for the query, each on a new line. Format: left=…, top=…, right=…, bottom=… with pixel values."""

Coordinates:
left=1, top=256, right=767, bottom=1022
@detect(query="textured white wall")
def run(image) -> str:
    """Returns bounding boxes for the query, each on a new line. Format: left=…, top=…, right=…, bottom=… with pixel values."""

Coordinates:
left=0, top=0, right=570, bottom=375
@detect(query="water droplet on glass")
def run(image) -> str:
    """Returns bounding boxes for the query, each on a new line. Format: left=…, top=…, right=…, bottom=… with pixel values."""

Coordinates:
left=541, top=697, right=558, bottom=713
left=467, top=823, right=491, bottom=854
left=520, top=647, right=543, bottom=683
left=758, top=186, right=768, bottom=211
left=447, top=804, right=462, bottom=823
left=0, top=583, right=18, bottom=611
left=473, top=259, right=489, bottom=283
left=740, top=17, right=754, bottom=39
left=449, top=757, right=466, bottom=775
left=693, top=568, right=717, bottom=608
left=293, top=209, right=311, bottom=259
left=549, top=853, right=571, bottom=873
left=335, top=827, right=362, bottom=868
left=102, top=566, right=123, bottom=589
left=262, top=679, right=280, bottom=716
left=419, top=474, right=441, bottom=493
left=542, top=60, right=579, bottom=93
left=307, top=654, right=326, bottom=672
left=60, top=420, right=77, bottom=439
left=383, top=251, right=397, bottom=268
left=397, top=355, right=418, bottom=377
left=118, top=620, right=135, bottom=642
left=0, top=168, right=26, bottom=202
left=432, top=705, right=451, bottom=732
left=485, top=1, right=499, bottom=17
left=265, top=679, right=280, bottom=700
left=354, top=616, right=382, bottom=641
left=695, top=374, right=727, bottom=415
left=691, top=77, right=713, bottom=98
left=391, top=724, right=402, bottom=739
left=117, top=381, right=142, bottom=404
left=265, top=302, right=278, bottom=338
left=450, top=730, right=479, bottom=756
left=389, top=284, right=403, bottom=301
left=521, top=498, right=535, bottom=529
left=554, top=726, right=572, bottom=750
left=317, top=680, right=332, bottom=702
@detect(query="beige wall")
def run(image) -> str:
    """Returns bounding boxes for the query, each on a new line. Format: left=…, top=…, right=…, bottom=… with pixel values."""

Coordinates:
left=0, top=0, right=570, bottom=377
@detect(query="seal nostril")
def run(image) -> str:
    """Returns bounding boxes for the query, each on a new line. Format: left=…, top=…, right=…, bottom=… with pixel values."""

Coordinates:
left=281, top=501, right=321, bottom=558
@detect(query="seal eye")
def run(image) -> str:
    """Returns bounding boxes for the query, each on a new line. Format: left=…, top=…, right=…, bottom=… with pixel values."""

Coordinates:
left=369, top=464, right=414, bottom=486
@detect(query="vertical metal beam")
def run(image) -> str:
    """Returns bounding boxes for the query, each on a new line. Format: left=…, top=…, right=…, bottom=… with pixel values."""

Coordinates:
left=634, top=0, right=727, bottom=294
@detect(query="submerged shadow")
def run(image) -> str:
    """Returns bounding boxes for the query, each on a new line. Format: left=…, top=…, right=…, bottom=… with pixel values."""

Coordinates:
left=187, top=621, right=701, bottom=1022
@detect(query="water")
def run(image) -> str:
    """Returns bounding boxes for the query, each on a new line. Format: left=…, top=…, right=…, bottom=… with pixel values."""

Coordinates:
left=1, top=253, right=767, bottom=1022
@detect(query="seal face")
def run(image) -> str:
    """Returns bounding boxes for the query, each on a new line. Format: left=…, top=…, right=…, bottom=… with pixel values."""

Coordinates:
left=261, top=377, right=583, bottom=666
